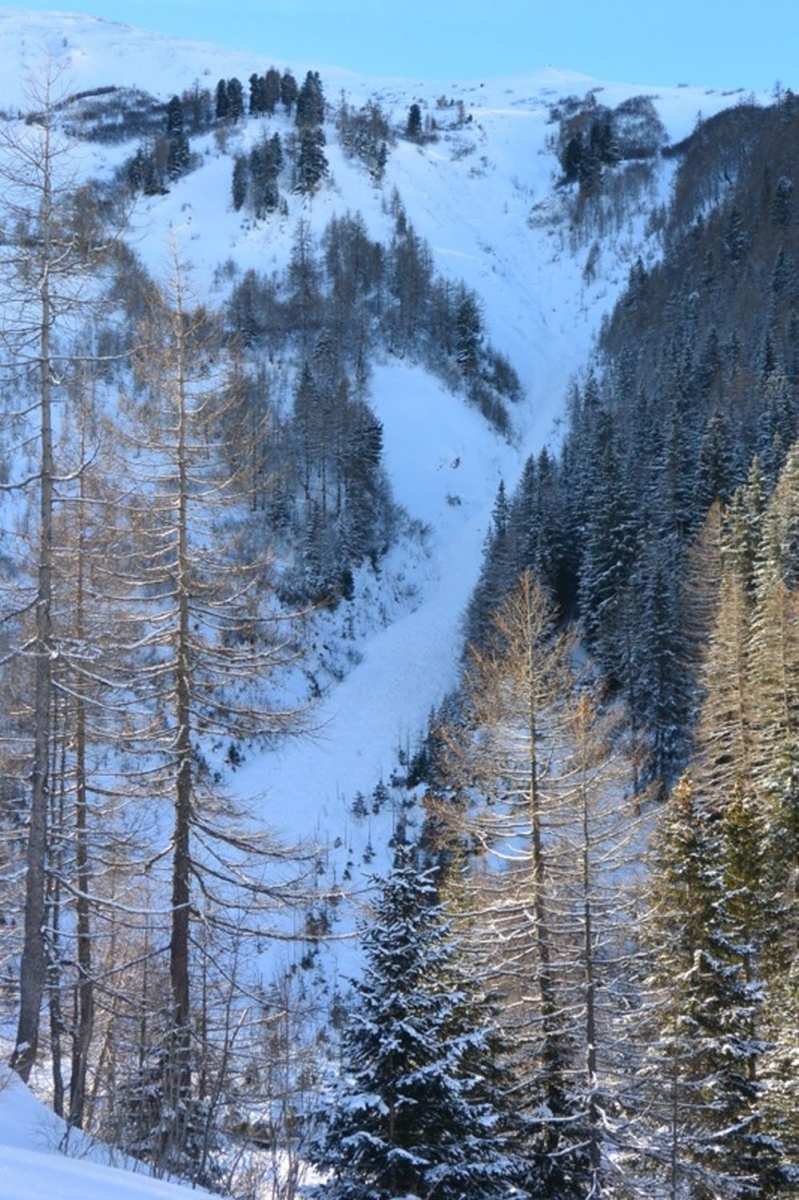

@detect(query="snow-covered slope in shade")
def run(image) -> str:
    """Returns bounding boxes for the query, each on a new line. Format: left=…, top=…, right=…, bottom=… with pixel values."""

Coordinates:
left=235, top=363, right=519, bottom=831
left=0, top=1071, right=211, bottom=1198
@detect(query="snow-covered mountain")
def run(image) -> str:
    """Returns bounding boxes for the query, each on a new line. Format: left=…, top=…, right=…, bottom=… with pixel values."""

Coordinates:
left=0, top=8, right=765, bottom=1194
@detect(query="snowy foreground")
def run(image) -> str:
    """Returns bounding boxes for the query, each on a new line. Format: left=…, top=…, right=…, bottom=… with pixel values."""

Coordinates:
left=0, top=1072, right=210, bottom=1198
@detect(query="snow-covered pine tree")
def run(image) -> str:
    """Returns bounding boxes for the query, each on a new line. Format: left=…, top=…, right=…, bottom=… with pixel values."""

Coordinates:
left=226, top=76, right=244, bottom=122
left=310, top=833, right=522, bottom=1200
left=633, top=775, right=781, bottom=1198
left=295, top=125, right=328, bottom=195
left=280, top=69, right=298, bottom=114
left=165, top=94, right=190, bottom=180
left=263, top=66, right=281, bottom=115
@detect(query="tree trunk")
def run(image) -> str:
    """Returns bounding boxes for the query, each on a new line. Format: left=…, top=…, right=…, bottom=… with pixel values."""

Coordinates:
left=69, top=454, right=94, bottom=1129
left=12, top=132, right=55, bottom=1078
left=168, top=282, right=194, bottom=1150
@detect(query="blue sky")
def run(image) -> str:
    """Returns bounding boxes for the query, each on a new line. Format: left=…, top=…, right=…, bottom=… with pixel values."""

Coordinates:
left=10, top=1, right=799, bottom=92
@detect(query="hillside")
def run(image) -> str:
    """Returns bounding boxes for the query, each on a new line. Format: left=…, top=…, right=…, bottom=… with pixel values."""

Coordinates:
left=0, top=8, right=784, bottom=1198
left=0, top=13, right=742, bottom=912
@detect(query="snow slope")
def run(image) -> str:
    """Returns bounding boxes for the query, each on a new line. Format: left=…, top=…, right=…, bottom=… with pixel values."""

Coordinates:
left=0, top=8, right=766, bottom=1193
left=0, top=0, right=758, bottom=970
left=0, top=1070, right=211, bottom=1197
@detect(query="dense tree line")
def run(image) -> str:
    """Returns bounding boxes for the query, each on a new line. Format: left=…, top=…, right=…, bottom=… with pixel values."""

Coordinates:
left=616, top=442, right=799, bottom=1195
left=401, top=538, right=799, bottom=1195
left=319, top=540, right=799, bottom=1195
left=470, top=89, right=799, bottom=787
left=119, top=64, right=322, bottom=200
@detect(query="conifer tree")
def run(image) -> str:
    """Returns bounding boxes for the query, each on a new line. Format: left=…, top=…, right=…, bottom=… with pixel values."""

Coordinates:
left=295, top=125, right=328, bottom=195
left=226, top=77, right=244, bottom=122
left=248, top=72, right=265, bottom=116
left=387, top=216, right=434, bottom=350
left=436, top=572, right=603, bottom=1197
left=280, top=69, right=298, bottom=114
left=231, top=152, right=247, bottom=211
left=311, top=835, right=522, bottom=1200
left=296, top=70, right=325, bottom=127
left=263, top=66, right=281, bottom=115
left=287, top=219, right=323, bottom=351
left=746, top=450, right=799, bottom=1175
left=249, top=131, right=283, bottom=217
left=577, top=407, right=639, bottom=654
left=749, top=449, right=799, bottom=962
left=214, top=78, right=229, bottom=120
left=165, top=94, right=190, bottom=180
left=406, top=102, right=422, bottom=139
left=454, top=287, right=483, bottom=377
left=636, top=776, right=780, bottom=1198
left=633, top=551, right=690, bottom=781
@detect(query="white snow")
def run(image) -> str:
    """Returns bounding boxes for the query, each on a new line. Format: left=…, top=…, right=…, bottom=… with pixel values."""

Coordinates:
left=0, top=7, right=768, bottom=1194
left=0, top=1070, right=211, bottom=1197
